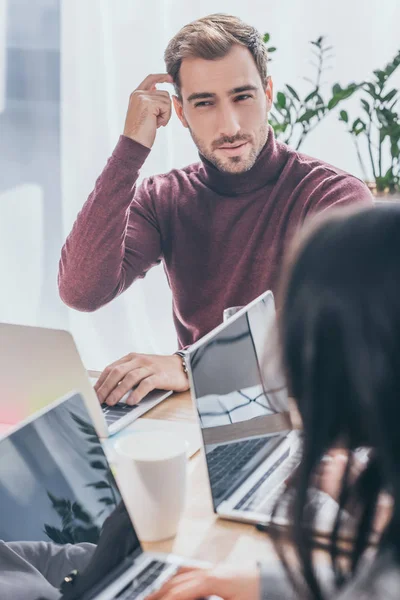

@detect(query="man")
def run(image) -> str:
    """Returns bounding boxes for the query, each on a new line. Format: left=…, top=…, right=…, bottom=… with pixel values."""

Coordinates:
left=58, top=14, right=372, bottom=407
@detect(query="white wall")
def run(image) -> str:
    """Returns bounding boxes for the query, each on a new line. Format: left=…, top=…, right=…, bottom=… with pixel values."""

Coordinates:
left=1, top=0, right=399, bottom=369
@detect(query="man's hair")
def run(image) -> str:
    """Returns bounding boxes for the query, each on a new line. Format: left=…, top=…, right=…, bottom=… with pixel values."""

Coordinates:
left=164, top=14, right=268, bottom=97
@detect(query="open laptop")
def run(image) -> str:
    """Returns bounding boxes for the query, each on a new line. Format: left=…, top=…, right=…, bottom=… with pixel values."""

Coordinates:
left=186, top=290, right=303, bottom=527
left=0, top=391, right=211, bottom=600
left=0, top=323, right=171, bottom=438
left=187, top=291, right=364, bottom=537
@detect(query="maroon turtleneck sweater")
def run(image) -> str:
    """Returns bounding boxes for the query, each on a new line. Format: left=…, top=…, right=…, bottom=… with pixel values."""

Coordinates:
left=58, top=128, right=372, bottom=348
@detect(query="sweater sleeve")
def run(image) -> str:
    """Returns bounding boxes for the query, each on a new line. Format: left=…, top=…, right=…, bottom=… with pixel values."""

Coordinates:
left=7, top=540, right=95, bottom=588
left=307, top=173, right=374, bottom=215
left=58, top=136, right=163, bottom=312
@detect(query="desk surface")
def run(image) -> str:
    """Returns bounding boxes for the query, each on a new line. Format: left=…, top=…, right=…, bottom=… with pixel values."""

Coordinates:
left=140, top=391, right=280, bottom=567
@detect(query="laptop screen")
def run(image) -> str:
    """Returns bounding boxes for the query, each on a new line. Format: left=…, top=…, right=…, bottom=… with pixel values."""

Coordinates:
left=0, top=392, right=141, bottom=599
left=188, top=291, right=289, bottom=509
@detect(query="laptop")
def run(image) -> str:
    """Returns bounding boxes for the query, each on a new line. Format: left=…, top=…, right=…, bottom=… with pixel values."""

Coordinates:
left=186, top=290, right=303, bottom=527
left=0, top=323, right=171, bottom=438
left=0, top=391, right=211, bottom=600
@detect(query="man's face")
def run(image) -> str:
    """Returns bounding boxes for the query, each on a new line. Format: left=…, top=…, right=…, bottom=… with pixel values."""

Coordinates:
left=173, top=44, right=273, bottom=174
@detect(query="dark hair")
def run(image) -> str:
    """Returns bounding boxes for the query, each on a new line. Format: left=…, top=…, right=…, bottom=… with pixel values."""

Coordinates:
left=164, top=14, right=268, bottom=98
left=274, top=205, right=400, bottom=598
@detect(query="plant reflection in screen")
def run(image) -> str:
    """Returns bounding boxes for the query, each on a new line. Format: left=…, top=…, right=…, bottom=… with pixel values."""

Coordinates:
left=44, top=411, right=118, bottom=544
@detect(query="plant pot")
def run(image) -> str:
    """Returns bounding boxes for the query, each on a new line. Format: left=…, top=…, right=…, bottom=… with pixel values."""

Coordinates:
left=366, top=182, right=400, bottom=204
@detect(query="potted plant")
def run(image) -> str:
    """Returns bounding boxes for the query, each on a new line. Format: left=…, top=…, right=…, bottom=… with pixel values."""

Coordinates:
left=264, top=34, right=358, bottom=151
left=339, top=50, right=400, bottom=200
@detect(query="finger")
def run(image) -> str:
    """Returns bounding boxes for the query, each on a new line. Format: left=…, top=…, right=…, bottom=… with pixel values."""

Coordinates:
left=94, top=354, right=135, bottom=391
left=126, top=374, right=158, bottom=405
left=138, top=73, right=173, bottom=91
left=148, top=90, right=172, bottom=99
left=175, top=567, right=204, bottom=576
left=106, top=367, right=151, bottom=406
left=147, top=574, right=208, bottom=600
left=97, top=362, right=137, bottom=404
left=152, top=578, right=213, bottom=600
left=157, top=102, right=172, bottom=128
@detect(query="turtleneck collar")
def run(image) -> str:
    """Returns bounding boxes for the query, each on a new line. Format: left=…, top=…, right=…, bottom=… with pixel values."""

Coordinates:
left=198, top=126, right=289, bottom=196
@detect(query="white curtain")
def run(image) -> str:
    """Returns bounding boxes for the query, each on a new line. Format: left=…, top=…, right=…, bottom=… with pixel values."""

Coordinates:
left=1, top=0, right=399, bottom=370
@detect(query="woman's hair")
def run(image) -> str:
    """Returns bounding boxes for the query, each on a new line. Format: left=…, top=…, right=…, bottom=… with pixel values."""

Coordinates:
left=273, top=205, right=400, bottom=598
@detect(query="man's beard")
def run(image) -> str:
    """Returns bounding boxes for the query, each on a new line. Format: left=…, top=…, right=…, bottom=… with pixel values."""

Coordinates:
left=189, top=120, right=269, bottom=174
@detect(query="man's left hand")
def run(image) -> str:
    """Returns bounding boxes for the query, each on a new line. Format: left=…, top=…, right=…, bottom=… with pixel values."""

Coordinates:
left=94, top=353, right=189, bottom=406
left=146, top=565, right=260, bottom=600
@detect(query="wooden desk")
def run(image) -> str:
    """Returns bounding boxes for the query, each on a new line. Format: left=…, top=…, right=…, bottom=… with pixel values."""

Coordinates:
left=140, top=391, right=279, bottom=567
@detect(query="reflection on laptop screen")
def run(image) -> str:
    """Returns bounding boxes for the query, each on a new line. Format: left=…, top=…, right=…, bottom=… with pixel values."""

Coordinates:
left=0, top=393, right=140, bottom=599
left=189, top=292, right=288, bottom=508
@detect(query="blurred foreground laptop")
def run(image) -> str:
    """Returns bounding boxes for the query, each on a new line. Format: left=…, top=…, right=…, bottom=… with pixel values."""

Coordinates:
left=187, top=290, right=303, bottom=527
left=0, top=391, right=211, bottom=600
left=0, top=323, right=171, bottom=438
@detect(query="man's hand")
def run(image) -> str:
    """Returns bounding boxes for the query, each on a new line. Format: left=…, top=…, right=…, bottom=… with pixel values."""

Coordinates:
left=94, top=352, right=189, bottom=406
left=123, top=73, right=173, bottom=149
left=146, top=565, right=260, bottom=600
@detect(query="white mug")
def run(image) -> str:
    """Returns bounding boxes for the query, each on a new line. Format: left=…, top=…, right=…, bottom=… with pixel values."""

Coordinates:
left=114, top=431, right=187, bottom=542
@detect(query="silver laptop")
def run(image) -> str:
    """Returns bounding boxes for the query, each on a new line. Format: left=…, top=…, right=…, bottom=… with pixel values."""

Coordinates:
left=0, top=391, right=210, bottom=599
left=0, top=323, right=171, bottom=438
left=186, top=291, right=303, bottom=527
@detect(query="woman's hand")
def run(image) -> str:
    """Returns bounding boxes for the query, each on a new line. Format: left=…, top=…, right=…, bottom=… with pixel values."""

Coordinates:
left=146, top=565, right=260, bottom=600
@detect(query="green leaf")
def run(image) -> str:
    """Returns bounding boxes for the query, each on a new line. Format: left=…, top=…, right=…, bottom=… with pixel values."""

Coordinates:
left=373, top=69, right=386, bottom=83
left=327, top=96, right=341, bottom=110
left=384, top=167, right=394, bottom=179
left=383, top=89, right=398, bottom=103
left=311, top=36, right=324, bottom=48
left=391, top=143, right=400, bottom=159
left=376, top=110, right=389, bottom=127
left=363, top=82, right=379, bottom=99
left=271, top=122, right=288, bottom=137
left=285, top=85, right=300, bottom=102
left=376, top=177, right=387, bottom=192
left=332, top=84, right=342, bottom=95
left=361, top=99, right=371, bottom=114
left=351, top=118, right=367, bottom=135
left=304, top=90, right=318, bottom=103
left=340, top=110, right=349, bottom=123
left=340, top=86, right=359, bottom=101
left=267, top=47, right=277, bottom=53
left=298, top=109, right=318, bottom=123
left=263, top=33, right=270, bottom=44
left=276, top=91, right=286, bottom=108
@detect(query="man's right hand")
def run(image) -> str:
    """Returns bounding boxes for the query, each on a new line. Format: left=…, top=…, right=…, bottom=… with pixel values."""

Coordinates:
left=123, top=73, right=173, bottom=149
left=94, top=352, right=189, bottom=406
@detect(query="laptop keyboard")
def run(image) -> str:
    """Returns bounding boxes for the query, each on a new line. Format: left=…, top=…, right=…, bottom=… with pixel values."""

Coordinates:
left=116, top=560, right=169, bottom=599
left=102, top=402, right=139, bottom=425
left=235, top=447, right=302, bottom=514
left=207, top=437, right=267, bottom=500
